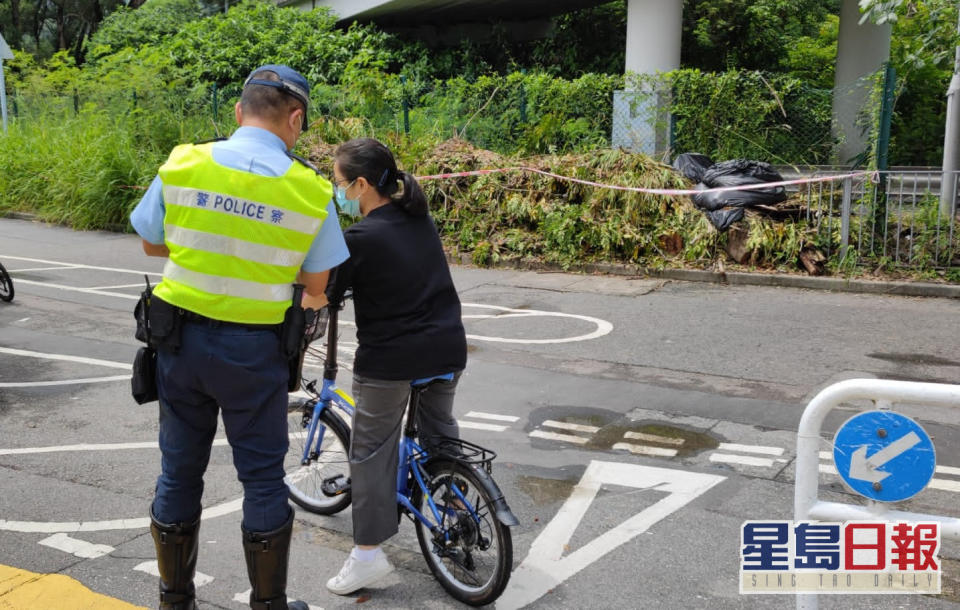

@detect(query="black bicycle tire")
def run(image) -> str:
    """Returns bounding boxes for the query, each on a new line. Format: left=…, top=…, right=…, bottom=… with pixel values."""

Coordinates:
left=285, top=406, right=352, bottom=515
left=0, top=263, right=13, bottom=302
left=413, top=459, right=513, bottom=606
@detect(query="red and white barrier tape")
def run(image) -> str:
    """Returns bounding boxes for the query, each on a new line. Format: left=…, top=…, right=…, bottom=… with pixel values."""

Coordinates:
left=121, top=167, right=876, bottom=195
left=416, top=167, right=878, bottom=196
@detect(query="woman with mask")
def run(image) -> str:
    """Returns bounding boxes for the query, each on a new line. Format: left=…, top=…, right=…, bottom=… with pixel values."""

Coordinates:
left=325, top=137, right=467, bottom=595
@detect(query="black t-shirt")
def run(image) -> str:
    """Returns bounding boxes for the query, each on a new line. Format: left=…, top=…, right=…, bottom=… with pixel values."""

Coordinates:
left=326, top=202, right=467, bottom=380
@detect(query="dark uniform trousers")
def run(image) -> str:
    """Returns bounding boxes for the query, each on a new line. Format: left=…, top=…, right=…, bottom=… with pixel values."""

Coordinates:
left=152, top=321, right=291, bottom=533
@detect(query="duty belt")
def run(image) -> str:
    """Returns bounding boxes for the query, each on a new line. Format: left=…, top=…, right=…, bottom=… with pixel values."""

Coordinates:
left=181, top=309, right=281, bottom=331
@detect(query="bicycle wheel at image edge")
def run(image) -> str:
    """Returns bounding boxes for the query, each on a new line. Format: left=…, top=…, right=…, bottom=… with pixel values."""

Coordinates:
left=414, top=460, right=513, bottom=606
left=284, top=401, right=352, bottom=515
left=0, top=264, right=13, bottom=302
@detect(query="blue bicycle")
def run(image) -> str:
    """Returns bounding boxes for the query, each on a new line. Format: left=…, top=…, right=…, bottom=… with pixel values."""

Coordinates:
left=284, top=296, right=518, bottom=606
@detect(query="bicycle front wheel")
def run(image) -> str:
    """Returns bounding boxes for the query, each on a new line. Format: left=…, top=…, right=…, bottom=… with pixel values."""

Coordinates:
left=0, top=263, right=13, bottom=302
left=414, top=459, right=513, bottom=606
left=284, top=399, right=352, bottom=515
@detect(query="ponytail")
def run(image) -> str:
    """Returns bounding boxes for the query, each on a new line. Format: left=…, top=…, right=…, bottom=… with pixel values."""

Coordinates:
left=397, top=171, right=428, bottom=217
left=334, top=137, right=429, bottom=217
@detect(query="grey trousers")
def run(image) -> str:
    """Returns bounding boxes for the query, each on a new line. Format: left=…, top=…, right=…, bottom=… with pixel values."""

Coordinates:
left=349, top=373, right=461, bottom=546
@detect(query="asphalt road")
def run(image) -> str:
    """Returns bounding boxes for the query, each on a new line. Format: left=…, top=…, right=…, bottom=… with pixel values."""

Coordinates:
left=1, top=217, right=959, bottom=609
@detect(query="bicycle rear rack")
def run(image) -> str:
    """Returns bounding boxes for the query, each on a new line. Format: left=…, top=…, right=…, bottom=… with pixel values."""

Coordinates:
left=427, top=436, right=497, bottom=473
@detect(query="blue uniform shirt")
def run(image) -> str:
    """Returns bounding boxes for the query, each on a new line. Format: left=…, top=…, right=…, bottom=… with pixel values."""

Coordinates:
left=130, top=126, right=348, bottom=272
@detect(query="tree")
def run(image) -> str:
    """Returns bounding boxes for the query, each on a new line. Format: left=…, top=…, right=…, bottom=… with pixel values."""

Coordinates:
left=681, top=0, right=840, bottom=71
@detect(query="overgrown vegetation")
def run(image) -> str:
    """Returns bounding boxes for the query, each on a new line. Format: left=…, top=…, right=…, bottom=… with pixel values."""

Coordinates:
left=1, top=0, right=957, bottom=280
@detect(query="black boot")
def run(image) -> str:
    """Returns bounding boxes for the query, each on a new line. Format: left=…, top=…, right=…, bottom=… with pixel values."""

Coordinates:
left=242, top=509, right=308, bottom=610
left=150, top=510, right=200, bottom=610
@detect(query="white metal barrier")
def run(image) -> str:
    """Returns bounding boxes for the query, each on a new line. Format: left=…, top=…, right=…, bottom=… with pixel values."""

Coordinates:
left=794, top=378, right=960, bottom=610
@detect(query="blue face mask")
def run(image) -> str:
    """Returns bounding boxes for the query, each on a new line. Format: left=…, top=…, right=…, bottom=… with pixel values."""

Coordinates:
left=335, top=182, right=361, bottom=217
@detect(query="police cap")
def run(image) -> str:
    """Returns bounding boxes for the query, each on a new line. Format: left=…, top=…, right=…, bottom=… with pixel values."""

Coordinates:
left=243, top=65, right=310, bottom=132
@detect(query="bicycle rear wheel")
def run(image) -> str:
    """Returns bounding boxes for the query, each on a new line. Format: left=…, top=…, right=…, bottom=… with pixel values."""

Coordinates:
left=413, top=459, right=512, bottom=606
left=0, top=263, right=13, bottom=302
left=284, top=399, right=351, bottom=515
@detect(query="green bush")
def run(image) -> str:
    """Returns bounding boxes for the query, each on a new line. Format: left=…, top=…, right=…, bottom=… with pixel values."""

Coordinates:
left=665, top=69, right=834, bottom=165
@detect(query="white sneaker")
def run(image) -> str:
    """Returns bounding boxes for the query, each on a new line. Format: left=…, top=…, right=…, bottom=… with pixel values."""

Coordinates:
left=326, top=551, right=395, bottom=595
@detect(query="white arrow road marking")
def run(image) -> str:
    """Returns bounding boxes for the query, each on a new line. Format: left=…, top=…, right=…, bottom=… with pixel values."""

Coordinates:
left=848, top=431, right=922, bottom=483
left=39, top=533, right=114, bottom=558
left=498, top=461, right=725, bottom=608
left=135, top=561, right=213, bottom=587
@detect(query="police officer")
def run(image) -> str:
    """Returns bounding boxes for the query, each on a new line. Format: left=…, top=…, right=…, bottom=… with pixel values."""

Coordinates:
left=130, top=65, right=348, bottom=610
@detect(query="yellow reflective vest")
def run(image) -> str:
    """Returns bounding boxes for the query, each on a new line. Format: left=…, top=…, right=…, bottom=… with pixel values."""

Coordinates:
left=153, top=143, right=331, bottom=324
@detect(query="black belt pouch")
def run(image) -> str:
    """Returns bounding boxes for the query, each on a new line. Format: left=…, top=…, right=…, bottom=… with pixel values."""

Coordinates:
left=149, top=297, right=183, bottom=352
left=131, top=345, right=158, bottom=404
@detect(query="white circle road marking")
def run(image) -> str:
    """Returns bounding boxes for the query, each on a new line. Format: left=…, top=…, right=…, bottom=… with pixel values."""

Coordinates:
left=460, top=303, right=613, bottom=344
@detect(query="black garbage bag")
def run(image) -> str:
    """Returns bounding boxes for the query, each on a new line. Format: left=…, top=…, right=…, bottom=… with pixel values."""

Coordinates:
left=705, top=208, right=745, bottom=232
left=702, top=159, right=782, bottom=184
left=672, top=153, right=714, bottom=183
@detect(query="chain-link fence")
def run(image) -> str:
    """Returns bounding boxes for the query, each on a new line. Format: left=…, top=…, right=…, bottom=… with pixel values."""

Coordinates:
left=6, top=68, right=894, bottom=169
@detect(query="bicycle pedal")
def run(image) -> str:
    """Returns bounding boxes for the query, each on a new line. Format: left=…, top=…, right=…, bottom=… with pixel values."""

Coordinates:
left=320, top=474, right=351, bottom=497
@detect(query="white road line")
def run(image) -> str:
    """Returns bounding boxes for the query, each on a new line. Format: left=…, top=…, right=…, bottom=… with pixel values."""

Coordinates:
left=464, top=411, right=519, bottom=423
left=709, top=453, right=774, bottom=468
left=624, top=431, right=685, bottom=446
left=529, top=430, right=589, bottom=445
left=0, top=347, right=131, bottom=369
left=541, top=420, right=600, bottom=434
left=0, top=255, right=162, bottom=277
left=8, top=266, right=80, bottom=272
left=10, top=278, right=139, bottom=300
left=0, top=438, right=229, bottom=456
left=612, top=442, right=678, bottom=457
left=135, top=561, right=213, bottom=587
left=39, top=533, right=114, bottom=559
left=821, top=464, right=959, bottom=493
left=0, top=496, right=243, bottom=533
left=87, top=283, right=146, bottom=290
left=0, top=375, right=131, bottom=388
left=716, top=443, right=784, bottom=456
left=15, top=318, right=30, bottom=323
left=232, top=590, right=321, bottom=609
left=458, top=421, right=508, bottom=432
left=822, top=453, right=960, bottom=480
left=929, top=479, right=960, bottom=493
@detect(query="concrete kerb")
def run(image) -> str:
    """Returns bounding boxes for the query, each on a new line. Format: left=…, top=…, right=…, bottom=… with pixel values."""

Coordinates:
left=448, top=253, right=960, bottom=299
left=3, top=212, right=958, bottom=299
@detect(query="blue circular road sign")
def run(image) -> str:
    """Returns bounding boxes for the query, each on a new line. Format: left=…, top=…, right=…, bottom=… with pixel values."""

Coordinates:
left=833, top=410, right=936, bottom=502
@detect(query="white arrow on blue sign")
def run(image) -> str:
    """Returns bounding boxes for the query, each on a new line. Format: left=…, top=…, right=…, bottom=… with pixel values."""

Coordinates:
left=833, top=410, right=936, bottom=502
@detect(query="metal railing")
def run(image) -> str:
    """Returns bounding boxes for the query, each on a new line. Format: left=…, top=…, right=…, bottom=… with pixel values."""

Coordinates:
left=794, top=378, right=960, bottom=609
left=799, top=170, right=960, bottom=271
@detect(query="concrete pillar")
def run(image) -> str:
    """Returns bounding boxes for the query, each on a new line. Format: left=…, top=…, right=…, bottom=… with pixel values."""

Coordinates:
left=832, top=0, right=892, bottom=164
left=625, top=0, right=682, bottom=76
left=616, top=0, right=682, bottom=156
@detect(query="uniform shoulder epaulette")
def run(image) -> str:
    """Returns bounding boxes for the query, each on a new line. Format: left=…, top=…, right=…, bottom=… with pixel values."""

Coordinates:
left=193, top=137, right=228, bottom=145
left=287, top=151, right=322, bottom=175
